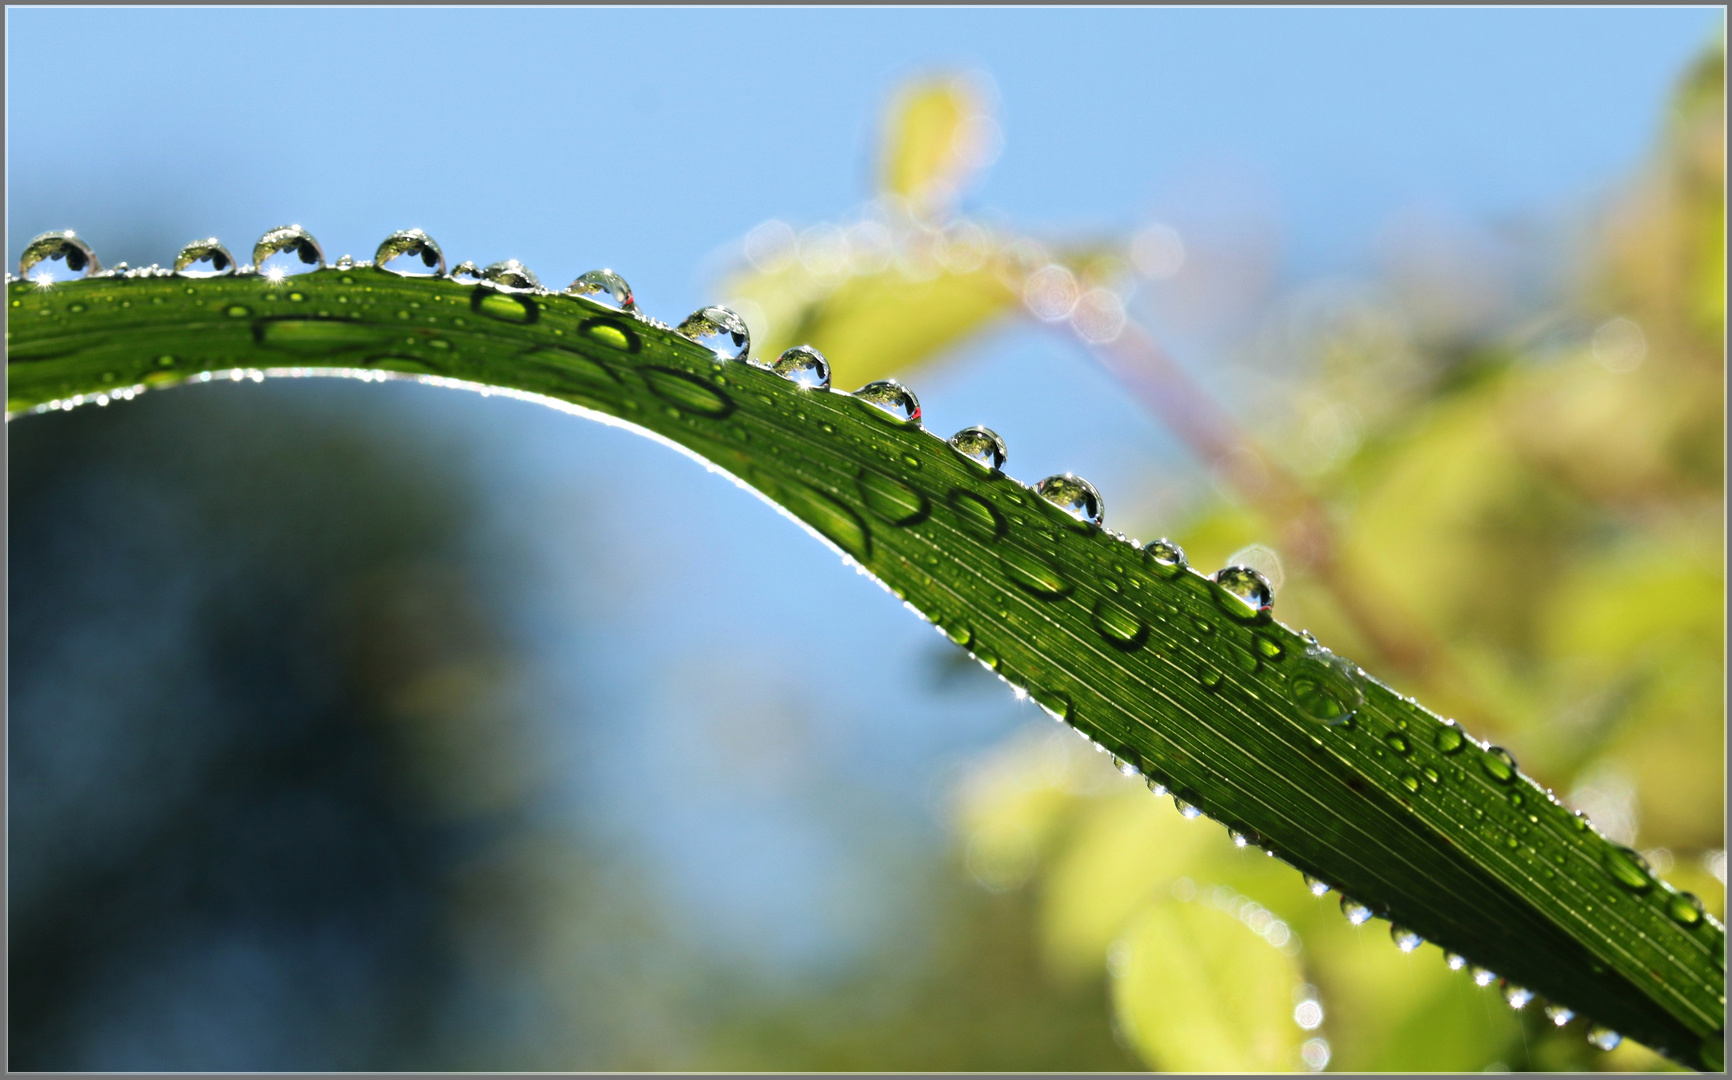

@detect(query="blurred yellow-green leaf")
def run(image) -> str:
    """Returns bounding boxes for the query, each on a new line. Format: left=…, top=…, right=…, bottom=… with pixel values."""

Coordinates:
left=1111, top=898, right=1306, bottom=1072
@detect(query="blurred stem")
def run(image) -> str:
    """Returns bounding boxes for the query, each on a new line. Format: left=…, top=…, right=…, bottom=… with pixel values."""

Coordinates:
left=1066, top=314, right=1445, bottom=686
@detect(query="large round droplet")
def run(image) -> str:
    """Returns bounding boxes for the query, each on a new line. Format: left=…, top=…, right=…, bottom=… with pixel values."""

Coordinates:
left=1390, top=925, right=1422, bottom=952
left=1436, top=722, right=1466, bottom=754
left=1544, top=1004, right=1575, bottom=1027
left=1303, top=874, right=1330, bottom=897
left=172, top=237, right=236, bottom=277
left=1601, top=845, right=1654, bottom=892
left=1586, top=1025, right=1622, bottom=1052
left=19, top=230, right=101, bottom=279
left=479, top=259, right=541, bottom=292
left=773, top=345, right=831, bottom=389
left=1211, top=565, right=1273, bottom=622
left=949, top=425, right=1007, bottom=471
left=1479, top=746, right=1517, bottom=784
left=375, top=228, right=446, bottom=277
left=853, top=379, right=922, bottom=425
left=252, top=224, right=325, bottom=277
left=1665, top=890, right=1705, bottom=927
left=565, top=269, right=635, bottom=312
left=999, top=548, right=1070, bottom=599
left=1091, top=597, right=1147, bottom=650
left=677, top=305, right=750, bottom=361
left=1143, top=537, right=1186, bottom=577
left=1503, top=984, right=1534, bottom=1010
left=1288, top=646, right=1364, bottom=725
left=1035, top=473, right=1104, bottom=528
left=1339, top=897, right=1372, bottom=926
left=857, top=469, right=929, bottom=526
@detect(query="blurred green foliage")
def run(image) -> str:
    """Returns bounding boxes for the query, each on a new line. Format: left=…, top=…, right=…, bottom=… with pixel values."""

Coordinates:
left=723, top=40, right=1724, bottom=1072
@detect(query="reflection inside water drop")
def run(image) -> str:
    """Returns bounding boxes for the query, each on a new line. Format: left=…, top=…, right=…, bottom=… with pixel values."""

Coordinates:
left=374, top=228, right=446, bottom=277
left=252, top=224, right=325, bottom=279
left=773, top=345, right=831, bottom=390
left=677, top=305, right=751, bottom=361
left=565, top=268, right=635, bottom=312
left=173, top=237, right=236, bottom=278
left=949, top=425, right=1007, bottom=470
left=19, top=229, right=101, bottom=279
left=1035, top=473, right=1104, bottom=527
left=853, top=379, right=922, bottom=425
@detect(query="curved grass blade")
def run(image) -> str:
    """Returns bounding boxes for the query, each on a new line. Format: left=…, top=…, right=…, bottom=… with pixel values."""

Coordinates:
left=7, top=265, right=1722, bottom=1069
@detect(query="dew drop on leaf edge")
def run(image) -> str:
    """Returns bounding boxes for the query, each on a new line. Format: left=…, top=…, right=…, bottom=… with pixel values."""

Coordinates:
left=19, top=229, right=101, bottom=278
left=173, top=237, right=236, bottom=277
left=1035, top=473, right=1104, bottom=527
left=565, top=268, right=635, bottom=311
left=1212, top=565, right=1273, bottom=620
left=948, top=425, right=1007, bottom=470
left=772, top=345, right=831, bottom=390
left=374, top=228, right=446, bottom=277
left=676, top=305, right=751, bottom=362
left=853, top=378, right=922, bottom=424
left=252, top=224, right=325, bottom=275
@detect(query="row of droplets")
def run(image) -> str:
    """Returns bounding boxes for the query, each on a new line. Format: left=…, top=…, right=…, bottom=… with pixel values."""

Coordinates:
left=17, top=227, right=1283, bottom=618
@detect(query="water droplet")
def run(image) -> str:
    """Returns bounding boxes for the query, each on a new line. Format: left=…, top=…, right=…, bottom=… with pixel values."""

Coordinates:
left=1586, top=1025, right=1622, bottom=1051
left=677, top=305, right=750, bottom=361
left=1142, top=538, right=1187, bottom=578
left=256, top=318, right=381, bottom=353
left=1289, top=645, right=1364, bottom=725
left=1228, top=829, right=1251, bottom=848
left=1254, top=635, right=1285, bottom=661
left=857, top=469, right=929, bottom=525
left=449, top=260, right=482, bottom=283
left=1508, top=790, right=1524, bottom=807
left=1479, top=746, right=1517, bottom=784
left=947, top=489, right=1007, bottom=540
left=477, top=259, right=540, bottom=292
left=172, top=237, right=236, bottom=277
left=772, top=345, right=831, bottom=389
left=565, top=268, right=635, bottom=311
left=1390, top=925, right=1422, bottom=952
left=1031, top=690, right=1070, bottom=722
left=1212, top=565, right=1273, bottom=622
left=1174, top=797, right=1202, bottom=819
left=1339, top=897, right=1372, bottom=926
left=1191, top=616, right=1215, bottom=635
left=1303, top=875, right=1330, bottom=897
left=998, top=548, right=1071, bottom=599
left=252, top=224, right=325, bottom=277
left=1470, top=966, right=1497, bottom=988
left=1665, top=890, right=1705, bottom=926
left=1544, top=1005, right=1575, bottom=1027
left=763, top=477, right=872, bottom=561
left=1091, top=597, right=1147, bottom=650
left=642, top=367, right=733, bottom=418
left=374, top=228, right=446, bottom=277
left=335, top=255, right=354, bottom=271
left=1031, top=475, right=1102, bottom=529
left=1146, top=777, right=1169, bottom=796
left=1602, top=845, right=1654, bottom=892
left=1196, top=665, right=1224, bottom=692
left=1436, top=722, right=1465, bottom=754
left=225, top=304, right=251, bottom=318
left=853, top=379, right=922, bottom=425
left=1400, top=773, right=1421, bottom=793
left=1112, top=745, right=1142, bottom=778
left=1385, top=733, right=1412, bottom=755
left=1444, top=952, right=1467, bottom=971
left=19, top=229, right=101, bottom=279
left=949, top=425, right=1007, bottom=471
left=1423, top=766, right=1440, bottom=784
left=1503, top=984, right=1533, bottom=1010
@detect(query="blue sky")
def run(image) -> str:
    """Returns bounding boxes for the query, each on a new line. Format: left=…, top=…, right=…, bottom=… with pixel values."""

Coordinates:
left=8, top=6, right=1719, bottom=979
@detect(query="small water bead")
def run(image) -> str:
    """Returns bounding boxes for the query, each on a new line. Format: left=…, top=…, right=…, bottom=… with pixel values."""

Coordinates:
left=1503, top=984, right=1533, bottom=1010
left=1544, top=1005, right=1575, bottom=1027
left=1196, top=665, right=1225, bottom=692
left=1303, top=875, right=1330, bottom=897
left=1035, top=473, right=1104, bottom=527
left=772, top=345, right=831, bottom=389
left=449, top=260, right=483, bottom=283
left=1174, top=797, right=1203, bottom=819
left=1289, top=644, right=1364, bottom=725
left=252, top=224, right=325, bottom=276
left=374, top=228, right=446, bottom=276
left=1113, top=746, right=1142, bottom=778
left=1586, top=1025, right=1622, bottom=1052
left=555, top=268, right=635, bottom=312
left=335, top=255, right=354, bottom=270
left=676, top=305, right=750, bottom=362
left=1665, top=890, right=1705, bottom=926
left=1444, top=952, right=1467, bottom=971
left=1228, top=830, right=1251, bottom=849
left=1390, top=926, right=1422, bottom=953
left=1385, top=733, right=1412, bottom=755
left=1143, top=538, right=1186, bottom=578
left=1254, top=635, right=1285, bottom=661
left=1602, top=845, right=1654, bottom=892
left=1339, top=897, right=1372, bottom=926
left=1422, top=766, right=1440, bottom=784
left=1470, top=966, right=1497, bottom=988
left=1212, top=565, right=1274, bottom=621
left=853, top=379, right=922, bottom=425
left=1435, top=722, right=1466, bottom=754
left=19, top=230, right=101, bottom=279
left=1146, top=778, right=1169, bottom=796
left=1480, top=746, right=1518, bottom=784
left=478, top=259, right=541, bottom=292
left=1399, top=774, right=1421, bottom=794
left=949, top=425, right=1007, bottom=471
left=172, top=237, right=236, bottom=277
